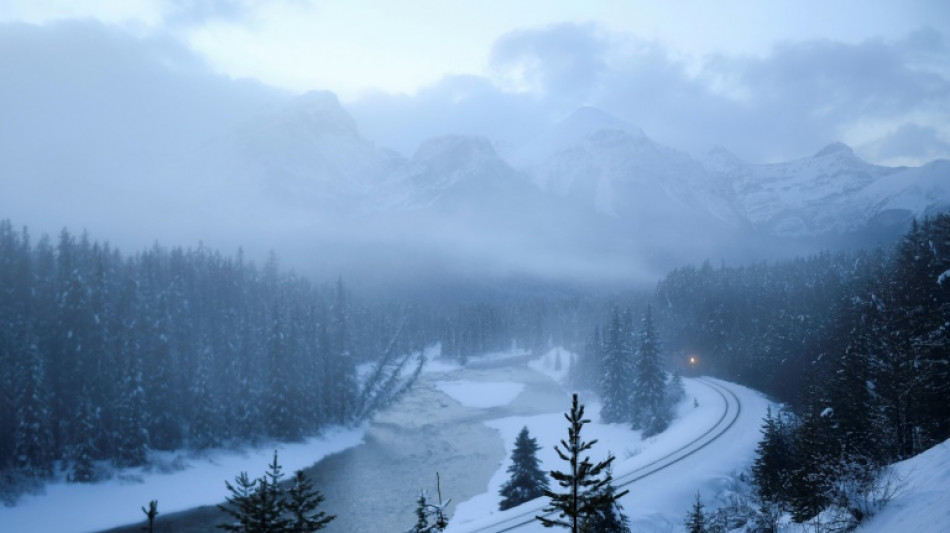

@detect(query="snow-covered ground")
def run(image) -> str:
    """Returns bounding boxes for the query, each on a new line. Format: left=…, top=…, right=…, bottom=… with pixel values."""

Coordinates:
left=436, top=381, right=525, bottom=408
left=448, top=348, right=772, bottom=532
left=4, top=345, right=947, bottom=533
left=0, top=426, right=366, bottom=533
left=856, top=438, right=950, bottom=533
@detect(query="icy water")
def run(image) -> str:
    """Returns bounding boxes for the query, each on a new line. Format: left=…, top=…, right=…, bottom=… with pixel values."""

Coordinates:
left=310, top=360, right=568, bottom=533
left=98, top=357, right=568, bottom=533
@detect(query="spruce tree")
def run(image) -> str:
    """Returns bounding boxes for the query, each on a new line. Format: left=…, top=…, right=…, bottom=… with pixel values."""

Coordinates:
left=579, top=459, right=631, bottom=533
left=632, top=306, right=669, bottom=436
left=537, top=394, right=628, bottom=532
left=253, top=451, right=290, bottom=533
left=684, top=492, right=707, bottom=533
left=751, top=407, right=793, bottom=506
left=284, top=470, right=335, bottom=532
left=12, top=334, right=55, bottom=478
left=114, top=339, right=149, bottom=468
left=68, top=387, right=100, bottom=483
left=499, top=426, right=549, bottom=510
left=600, top=309, right=635, bottom=424
left=217, top=471, right=257, bottom=533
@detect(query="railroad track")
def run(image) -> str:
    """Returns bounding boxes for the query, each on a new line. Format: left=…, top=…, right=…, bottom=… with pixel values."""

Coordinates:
left=449, top=378, right=742, bottom=533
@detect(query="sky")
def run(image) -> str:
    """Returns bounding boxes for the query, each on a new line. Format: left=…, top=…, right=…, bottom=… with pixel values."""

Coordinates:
left=2, top=0, right=949, bottom=165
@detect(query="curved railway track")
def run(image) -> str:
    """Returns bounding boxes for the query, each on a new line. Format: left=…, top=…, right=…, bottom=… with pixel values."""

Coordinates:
left=450, top=378, right=742, bottom=533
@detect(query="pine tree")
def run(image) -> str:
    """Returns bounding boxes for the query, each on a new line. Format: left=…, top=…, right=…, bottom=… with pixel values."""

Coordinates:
left=189, top=342, right=220, bottom=450
left=12, top=334, right=55, bottom=478
left=600, top=309, right=635, bottom=424
left=537, top=394, right=628, bottom=532
left=788, top=407, right=836, bottom=522
left=253, top=450, right=290, bottom=533
left=499, top=426, right=549, bottom=510
left=217, top=471, right=257, bottom=533
left=579, top=459, right=631, bottom=533
left=284, top=470, right=334, bottom=532
left=751, top=407, right=794, bottom=506
left=684, top=492, right=707, bottom=533
left=632, top=306, right=669, bottom=436
left=114, top=332, right=149, bottom=468
left=68, top=387, right=100, bottom=483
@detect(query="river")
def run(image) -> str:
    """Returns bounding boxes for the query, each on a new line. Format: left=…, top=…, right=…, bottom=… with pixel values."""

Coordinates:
left=98, top=355, right=569, bottom=533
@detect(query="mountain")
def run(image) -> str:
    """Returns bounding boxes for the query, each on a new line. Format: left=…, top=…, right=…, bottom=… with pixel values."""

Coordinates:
left=5, top=83, right=949, bottom=285
left=507, top=107, right=747, bottom=265
left=231, top=90, right=405, bottom=211
left=511, top=106, right=735, bottom=221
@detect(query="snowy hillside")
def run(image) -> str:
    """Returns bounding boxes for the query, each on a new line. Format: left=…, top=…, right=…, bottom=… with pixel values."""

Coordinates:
left=856, top=438, right=950, bottom=533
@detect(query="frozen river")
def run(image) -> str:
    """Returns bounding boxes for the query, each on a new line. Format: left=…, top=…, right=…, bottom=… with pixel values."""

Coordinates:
left=308, top=359, right=569, bottom=533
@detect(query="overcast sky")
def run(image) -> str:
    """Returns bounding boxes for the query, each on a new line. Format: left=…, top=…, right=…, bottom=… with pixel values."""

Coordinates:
left=2, top=0, right=949, bottom=165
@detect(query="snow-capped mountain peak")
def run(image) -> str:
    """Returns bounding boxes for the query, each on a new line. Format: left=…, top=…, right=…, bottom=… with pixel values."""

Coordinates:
left=812, top=141, right=855, bottom=158
left=509, top=106, right=645, bottom=173
left=283, top=90, right=360, bottom=139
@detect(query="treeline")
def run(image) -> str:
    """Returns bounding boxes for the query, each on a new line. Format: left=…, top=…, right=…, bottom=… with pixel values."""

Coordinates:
left=0, top=221, right=421, bottom=488
left=573, top=306, right=684, bottom=437
left=0, top=220, right=597, bottom=496
left=657, top=215, right=950, bottom=529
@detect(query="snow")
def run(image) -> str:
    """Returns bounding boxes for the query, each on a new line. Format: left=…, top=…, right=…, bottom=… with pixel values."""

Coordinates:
left=436, top=381, right=525, bottom=408
left=0, top=426, right=366, bottom=533
left=856, top=438, right=950, bottom=533
left=527, top=346, right=572, bottom=384
left=447, top=357, right=773, bottom=532
left=5, top=343, right=945, bottom=533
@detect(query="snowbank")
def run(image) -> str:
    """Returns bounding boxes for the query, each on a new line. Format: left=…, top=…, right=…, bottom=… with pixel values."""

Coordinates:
left=0, top=426, right=366, bottom=533
left=857, top=438, right=950, bottom=533
left=436, top=381, right=525, bottom=408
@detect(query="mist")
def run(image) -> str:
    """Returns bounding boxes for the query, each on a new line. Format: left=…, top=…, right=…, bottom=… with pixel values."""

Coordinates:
left=1, top=17, right=948, bottom=290
left=3, top=5, right=950, bottom=533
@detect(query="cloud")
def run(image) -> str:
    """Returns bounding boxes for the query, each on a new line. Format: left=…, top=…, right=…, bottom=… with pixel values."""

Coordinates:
left=871, top=123, right=950, bottom=164
left=351, top=23, right=950, bottom=165
left=0, top=20, right=287, bottom=253
left=348, top=74, right=550, bottom=156
left=163, top=0, right=257, bottom=26
left=489, top=22, right=610, bottom=103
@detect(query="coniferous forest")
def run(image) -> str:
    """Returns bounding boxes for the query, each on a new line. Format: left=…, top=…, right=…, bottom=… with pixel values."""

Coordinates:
left=0, top=219, right=594, bottom=499
left=2, top=213, right=949, bottom=530
left=652, top=214, right=950, bottom=528
left=0, top=221, right=375, bottom=485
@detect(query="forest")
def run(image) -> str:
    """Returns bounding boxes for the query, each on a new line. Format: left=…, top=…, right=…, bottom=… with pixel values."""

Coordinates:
left=0, top=219, right=591, bottom=501
left=649, top=214, right=950, bottom=530
left=1, top=213, right=948, bottom=531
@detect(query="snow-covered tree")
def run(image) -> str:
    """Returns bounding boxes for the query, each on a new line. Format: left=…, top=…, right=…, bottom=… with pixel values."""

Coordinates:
left=579, top=459, right=630, bottom=533
left=218, top=471, right=258, bottom=533
left=632, top=306, right=669, bottom=436
left=751, top=407, right=794, bottom=506
left=600, top=309, right=634, bottom=424
left=284, top=470, right=335, bottom=532
left=12, top=335, right=55, bottom=478
left=684, top=492, right=707, bottom=533
left=537, top=394, right=628, bottom=532
left=499, top=426, right=549, bottom=510
left=406, top=477, right=450, bottom=533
